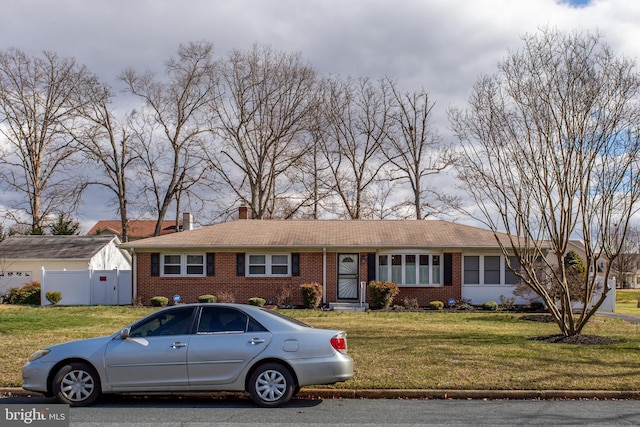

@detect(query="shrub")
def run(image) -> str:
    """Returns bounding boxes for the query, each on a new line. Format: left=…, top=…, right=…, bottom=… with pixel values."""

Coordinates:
left=150, top=296, right=168, bottom=307
left=428, top=300, right=444, bottom=310
left=369, top=281, right=399, bottom=309
left=6, top=281, right=41, bottom=305
left=198, top=294, right=217, bottom=303
left=216, top=290, right=236, bottom=303
left=402, top=297, right=419, bottom=310
left=300, top=283, right=323, bottom=309
left=249, top=297, right=266, bottom=307
left=530, top=301, right=545, bottom=311
left=45, top=291, right=62, bottom=305
left=274, top=284, right=294, bottom=307
left=499, top=295, right=516, bottom=310
left=481, top=301, right=499, bottom=311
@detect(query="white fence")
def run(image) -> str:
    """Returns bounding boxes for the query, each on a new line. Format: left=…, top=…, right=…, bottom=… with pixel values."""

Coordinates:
left=462, top=277, right=616, bottom=313
left=41, top=268, right=132, bottom=306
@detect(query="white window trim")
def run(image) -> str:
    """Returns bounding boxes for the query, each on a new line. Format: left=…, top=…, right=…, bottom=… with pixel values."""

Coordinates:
left=161, top=253, right=206, bottom=277
left=377, top=251, right=443, bottom=287
left=462, top=254, right=514, bottom=286
left=247, top=253, right=291, bottom=277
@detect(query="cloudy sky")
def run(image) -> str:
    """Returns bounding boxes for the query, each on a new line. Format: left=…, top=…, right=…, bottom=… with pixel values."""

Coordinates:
left=2, top=0, right=640, bottom=231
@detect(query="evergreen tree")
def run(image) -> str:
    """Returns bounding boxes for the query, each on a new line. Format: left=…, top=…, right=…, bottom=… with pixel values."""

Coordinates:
left=49, top=214, right=80, bottom=235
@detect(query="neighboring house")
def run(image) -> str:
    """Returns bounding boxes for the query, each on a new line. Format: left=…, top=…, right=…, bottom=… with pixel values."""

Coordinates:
left=87, top=213, right=194, bottom=241
left=613, top=253, right=640, bottom=289
left=0, top=235, right=131, bottom=296
left=121, top=216, right=540, bottom=308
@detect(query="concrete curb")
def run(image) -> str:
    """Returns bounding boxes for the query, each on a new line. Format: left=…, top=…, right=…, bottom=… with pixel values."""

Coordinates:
left=299, top=388, right=640, bottom=400
left=3, top=387, right=640, bottom=401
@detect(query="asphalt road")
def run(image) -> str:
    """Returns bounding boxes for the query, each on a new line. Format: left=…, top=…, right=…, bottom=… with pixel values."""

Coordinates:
left=3, top=394, right=640, bottom=426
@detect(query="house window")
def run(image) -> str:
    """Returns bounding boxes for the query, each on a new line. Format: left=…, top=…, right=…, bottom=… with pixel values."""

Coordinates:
left=419, top=255, right=429, bottom=285
left=186, top=255, right=204, bottom=275
left=247, top=254, right=290, bottom=277
left=379, top=255, right=388, bottom=280
left=432, top=255, right=441, bottom=285
left=405, top=255, right=416, bottom=284
left=391, top=255, right=402, bottom=284
left=505, top=256, right=521, bottom=285
left=162, top=254, right=205, bottom=277
left=0, top=271, right=31, bottom=278
left=163, top=255, right=182, bottom=275
left=484, top=256, right=501, bottom=284
left=248, top=255, right=266, bottom=275
left=464, top=254, right=519, bottom=285
left=463, top=256, right=480, bottom=284
left=271, top=255, right=289, bottom=275
left=378, top=253, right=442, bottom=286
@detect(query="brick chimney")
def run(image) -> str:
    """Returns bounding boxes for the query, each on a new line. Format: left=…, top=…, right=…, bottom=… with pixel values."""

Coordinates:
left=239, top=205, right=248, bottom=220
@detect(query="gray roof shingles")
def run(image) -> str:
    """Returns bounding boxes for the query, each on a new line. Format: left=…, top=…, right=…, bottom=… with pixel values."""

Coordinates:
left=0, top=235, right=117, bottom=260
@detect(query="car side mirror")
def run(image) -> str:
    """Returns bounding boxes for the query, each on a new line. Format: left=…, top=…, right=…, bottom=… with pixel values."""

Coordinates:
left=119, top=328, right=131, bottom=340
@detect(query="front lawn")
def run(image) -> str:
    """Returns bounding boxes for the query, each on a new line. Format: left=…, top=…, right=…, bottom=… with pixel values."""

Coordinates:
left=1, top=304, right=639, bottom=390
left=615, top=290, right=640, bottom=316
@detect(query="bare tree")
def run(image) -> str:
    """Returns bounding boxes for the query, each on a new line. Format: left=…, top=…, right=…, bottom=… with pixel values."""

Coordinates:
left=610, top=224, right=640, bottom=288
left=318, top=76, right=391, bottom=219
left=121, top=41, right=217, bottom=236
left=0, top=49, right=99, bottom=233
left=450, top=28, right=640, bottom=336
left=73, top=82, right=139, bottom=242
left=382, top=79, right=458, bottom=219
left=209, top=44, right=317, bottom=219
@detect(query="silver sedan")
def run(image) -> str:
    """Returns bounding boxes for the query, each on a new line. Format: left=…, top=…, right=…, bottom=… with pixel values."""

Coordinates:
left=22, top=303, right=354, bottom=407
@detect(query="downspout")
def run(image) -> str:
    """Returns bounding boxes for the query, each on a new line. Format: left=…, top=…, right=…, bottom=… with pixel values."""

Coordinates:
left=131, top=249, right=137, bottom=305
left=323, top=247, right=327, bottom=305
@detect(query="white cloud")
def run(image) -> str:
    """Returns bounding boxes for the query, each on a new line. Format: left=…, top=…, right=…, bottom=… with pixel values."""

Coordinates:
left=2, top=0, right=640, bottom=230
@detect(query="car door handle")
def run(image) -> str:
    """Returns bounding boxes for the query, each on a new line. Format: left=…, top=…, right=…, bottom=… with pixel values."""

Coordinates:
left=170, top=342, right=187, bottom=349
left=249, top=338, right=265, bottom=345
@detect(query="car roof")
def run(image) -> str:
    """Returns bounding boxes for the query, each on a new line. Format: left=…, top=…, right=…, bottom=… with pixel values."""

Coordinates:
left=158, top=303, right=308, bottom=331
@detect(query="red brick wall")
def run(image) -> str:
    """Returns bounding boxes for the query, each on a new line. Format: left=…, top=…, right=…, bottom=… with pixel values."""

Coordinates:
left=135, top=251, right=462, bottom=307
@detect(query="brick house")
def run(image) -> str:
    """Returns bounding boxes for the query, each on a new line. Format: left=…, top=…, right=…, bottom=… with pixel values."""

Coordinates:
left=121, top=214, right=528, bottom=308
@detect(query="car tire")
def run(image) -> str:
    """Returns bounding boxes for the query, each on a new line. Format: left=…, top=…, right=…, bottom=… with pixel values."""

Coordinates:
left=248, top=362, right=296, bottom=407
left=52, top=362, right=101, bottom=407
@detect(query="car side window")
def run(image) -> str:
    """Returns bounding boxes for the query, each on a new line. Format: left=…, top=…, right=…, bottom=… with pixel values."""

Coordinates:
left=247, top=317, right=268, bottom=332
left=129, top=307, right=195, bottom=337
left=198, top=307, right=249, bottom=334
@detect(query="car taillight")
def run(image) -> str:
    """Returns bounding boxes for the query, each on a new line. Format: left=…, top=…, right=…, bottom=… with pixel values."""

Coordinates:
left=330, top=332, right=347, bottom=353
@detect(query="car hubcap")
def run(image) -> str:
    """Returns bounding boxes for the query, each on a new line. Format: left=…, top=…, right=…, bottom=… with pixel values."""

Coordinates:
left=61, top=369, right=94, bottom=402
left=255, top=369, right=286, bottom=402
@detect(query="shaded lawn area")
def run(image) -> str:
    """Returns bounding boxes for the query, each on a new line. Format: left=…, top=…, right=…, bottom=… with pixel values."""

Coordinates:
left=1, top=305, right=640, bottom=390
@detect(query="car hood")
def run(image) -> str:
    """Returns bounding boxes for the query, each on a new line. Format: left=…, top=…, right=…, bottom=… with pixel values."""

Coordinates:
left=42, top=335, right=115, bottom=360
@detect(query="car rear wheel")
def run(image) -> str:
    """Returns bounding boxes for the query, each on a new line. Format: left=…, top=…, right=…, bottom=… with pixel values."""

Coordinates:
left=52, top=362, right=101, bottom=407
left=248, top=363, right=296, bottom=407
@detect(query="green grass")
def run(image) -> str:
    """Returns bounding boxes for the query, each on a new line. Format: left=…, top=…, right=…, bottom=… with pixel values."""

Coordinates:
left=615, top=290, right=640, bottom=316
left=2, top=303, right=640, bottom=391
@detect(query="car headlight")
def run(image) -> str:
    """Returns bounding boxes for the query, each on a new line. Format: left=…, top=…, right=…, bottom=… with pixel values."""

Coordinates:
left=28, top=349, right=50, bottom=362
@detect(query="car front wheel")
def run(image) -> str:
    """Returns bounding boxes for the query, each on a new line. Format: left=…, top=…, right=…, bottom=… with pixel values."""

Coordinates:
left=248, top=363, right=296, bottom=407
left=52, top=362, right=101, bottom=407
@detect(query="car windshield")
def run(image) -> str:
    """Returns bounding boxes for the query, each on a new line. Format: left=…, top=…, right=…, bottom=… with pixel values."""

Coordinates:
left=265, top=309, right=312, bottom=328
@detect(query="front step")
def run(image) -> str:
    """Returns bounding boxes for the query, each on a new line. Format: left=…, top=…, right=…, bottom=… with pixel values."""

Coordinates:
left=329, top=302, right=369, bottom=312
